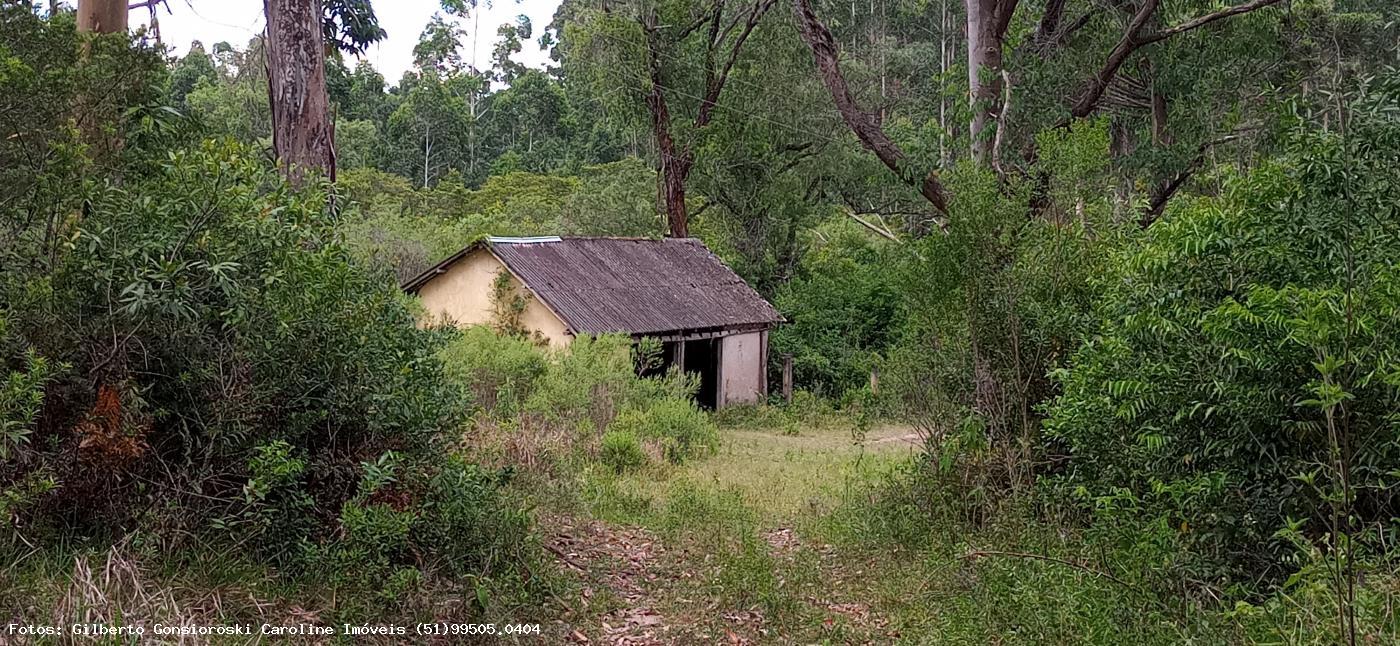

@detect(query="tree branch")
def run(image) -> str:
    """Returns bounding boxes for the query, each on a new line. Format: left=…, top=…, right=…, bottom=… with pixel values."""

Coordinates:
left=791, top=0, right=949, bottom=215
left=698, top=0, right=776, bottom=126
left=1067, top=0, right=1161, bottom=119
left=1033, top=0, right=1067, bottom=44
left=846, top=210, right=900, bottom=241
left=1068, top=0, right=1284, bottom=120
left=991, top=70, right=1013, bottom=176
left=676, top=7, right=715, bottom=39
left=1138, top=0, right=1285, bottom=46
left=993, top=0, right=1021, bottom=39
left=1140, top=130, right=1249, bottom=225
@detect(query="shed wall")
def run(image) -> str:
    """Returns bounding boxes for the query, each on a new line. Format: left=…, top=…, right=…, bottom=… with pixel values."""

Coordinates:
left=718, top=331, right=766, bottom=406
left=413, top=249, right=572, bottom=348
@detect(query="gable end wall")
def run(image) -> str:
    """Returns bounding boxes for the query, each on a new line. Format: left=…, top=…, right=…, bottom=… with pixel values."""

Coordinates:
left=413, top=249, right=573, bottom=348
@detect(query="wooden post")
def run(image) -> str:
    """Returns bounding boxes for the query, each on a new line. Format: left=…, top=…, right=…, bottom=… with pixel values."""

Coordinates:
left=782, top=353, right=793, bottom=404
left=870, top=365, right=879, bottom=396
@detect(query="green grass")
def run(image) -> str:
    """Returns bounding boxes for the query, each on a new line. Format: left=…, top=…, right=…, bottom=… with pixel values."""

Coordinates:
left=555, top=417, right=1400, bottom=644
left=14, top=413, right=1395, bottom=644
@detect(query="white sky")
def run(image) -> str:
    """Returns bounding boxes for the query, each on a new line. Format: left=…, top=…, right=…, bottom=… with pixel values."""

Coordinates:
left=118, top=0, right=562, bottom=84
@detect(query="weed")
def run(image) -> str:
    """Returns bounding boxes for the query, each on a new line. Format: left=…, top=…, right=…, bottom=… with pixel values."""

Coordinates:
left=600, top=429, right=647, bottom=473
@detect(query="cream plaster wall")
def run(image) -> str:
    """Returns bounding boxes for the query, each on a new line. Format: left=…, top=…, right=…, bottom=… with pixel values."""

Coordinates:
left=718, top=330, right=766, bottom=406
left=414, top=249, right=573, bottom=348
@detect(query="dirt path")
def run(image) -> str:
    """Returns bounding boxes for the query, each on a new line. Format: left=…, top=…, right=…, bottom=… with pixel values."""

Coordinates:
left=549, top=517, right=673, bottom=645
left=545, top=423, right=920, bottom=644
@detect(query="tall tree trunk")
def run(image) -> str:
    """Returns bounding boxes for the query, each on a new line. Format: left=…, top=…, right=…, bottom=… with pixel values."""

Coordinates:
left=264, top=0, right=335, bottom=185
left=964, top=0, right=1018, bottom=165
left=75, top=0, right=128, bottom=163
left=77, top=0, right=127, bottom=34
left=647, top=77, right=692, bottom=238
left=1147, top=63, right=1172, bottom=146
left=642, top=11, right=691, bottom=238
left=964, top=0, right=1000, bottom=164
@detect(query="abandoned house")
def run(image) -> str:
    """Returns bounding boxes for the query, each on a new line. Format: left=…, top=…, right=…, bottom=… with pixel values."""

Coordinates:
left=402, top=236, right=783, bottom=408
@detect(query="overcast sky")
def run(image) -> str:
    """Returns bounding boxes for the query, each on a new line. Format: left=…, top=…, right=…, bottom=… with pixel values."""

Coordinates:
left=120, top=0, right=562, bottom=84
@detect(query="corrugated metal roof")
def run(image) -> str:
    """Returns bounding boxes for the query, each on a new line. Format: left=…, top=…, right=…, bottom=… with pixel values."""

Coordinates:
left=406, top=237, right=782, bottom=335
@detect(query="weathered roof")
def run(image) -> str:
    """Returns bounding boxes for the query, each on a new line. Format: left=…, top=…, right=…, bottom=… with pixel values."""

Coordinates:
left=403, top=237, right=782, bottom=336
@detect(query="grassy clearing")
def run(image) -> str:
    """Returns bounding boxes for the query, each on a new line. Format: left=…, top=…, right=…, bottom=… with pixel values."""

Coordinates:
left=544, top=413, right=1400, bottom=644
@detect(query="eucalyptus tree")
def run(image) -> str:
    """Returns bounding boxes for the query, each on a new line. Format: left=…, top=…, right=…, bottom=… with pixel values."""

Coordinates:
left=566, top=0, right=780, bottom=238
left=263, top=0, right=384, bottom=184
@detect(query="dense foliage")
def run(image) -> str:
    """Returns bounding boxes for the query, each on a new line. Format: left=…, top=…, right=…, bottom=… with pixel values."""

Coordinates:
left=6, top=0, right=1400, bottom=639
left=1, top=7, right=530, bottom=613
left=1047, top=87, right=1400, bottom=582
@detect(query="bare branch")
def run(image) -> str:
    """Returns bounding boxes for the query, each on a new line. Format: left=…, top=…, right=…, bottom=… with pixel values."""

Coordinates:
left=991, top=70, right=1013, bottom=176
left=792, top=0, right=949, bottom=215
left=1140, top=130, right=1250, bottom=225
left=1068, top=0, right=1284, bottom=120
left=846, top=210, right=900, bottom=241
left=1033, top=0, right=1067, bottom=44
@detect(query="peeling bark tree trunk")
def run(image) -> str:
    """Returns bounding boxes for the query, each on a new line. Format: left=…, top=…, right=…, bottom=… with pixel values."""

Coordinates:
left=77, top=0, right=127, bottom=34
left=965, top=0, right=1001, bottom=164
left=264, top=0, right=335, bottom=185
left=644, top=20, right=693, bottom=239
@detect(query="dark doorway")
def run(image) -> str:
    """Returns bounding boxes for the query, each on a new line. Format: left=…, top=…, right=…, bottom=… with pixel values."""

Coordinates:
left=639, top=337, right=720, bottom=409
left=683, top=338, right=719, bottom=409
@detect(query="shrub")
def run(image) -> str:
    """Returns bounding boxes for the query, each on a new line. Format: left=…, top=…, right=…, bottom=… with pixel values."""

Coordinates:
left=608, top=398, right=717, bottom=464
left=439, top=326, right=548, bottom=415
left=1044, top=90, right=1400, bottom=582
left=413, top=457, right=532, bottom=576
left=302, top=455, right=530, bottom=601
left=0, top=128, right=544, bottom=587
left=600, top=429, right=646, bottom=473
left=524, top=335, right=657, bottom=431
left=0, top=316, right=55, bottom=463
left=769, top=221, right=902, bottom=397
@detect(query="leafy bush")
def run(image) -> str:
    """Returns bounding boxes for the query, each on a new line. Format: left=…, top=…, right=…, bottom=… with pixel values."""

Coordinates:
left=1045, top=90, right=1400, bottom=582
left=0, top=316, right=55, bottom=462
left=439, top=326, right=548, bottom=415
left=607, top=398, right=717, bottom=464
left=0, top=140, right=471, bottom=556
left=0, top=50, right=543, bottom=588
left=523, top=335, right=666, bottom=431
left=558, top=158, right=662, bottom=237
left=303, top=455, right=530, bottom=598
left=600, top=429, right=646, bottom=473
left=770, top=221, right=902, bottom=398
left=339, top=209, right=499, bottom=282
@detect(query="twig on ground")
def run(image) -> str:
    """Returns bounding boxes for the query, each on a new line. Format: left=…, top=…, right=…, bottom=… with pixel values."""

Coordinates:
left=545, top=543, right=589, bottom=573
